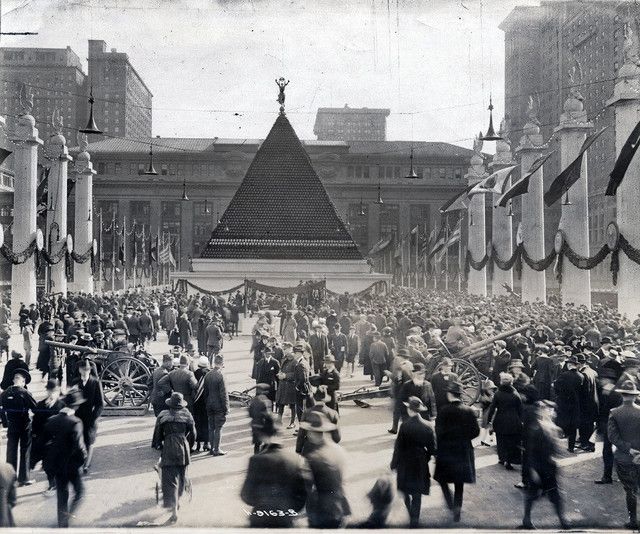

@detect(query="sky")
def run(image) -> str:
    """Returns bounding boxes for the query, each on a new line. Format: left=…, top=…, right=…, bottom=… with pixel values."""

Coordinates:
left=0, top=0, right=542, bottom=150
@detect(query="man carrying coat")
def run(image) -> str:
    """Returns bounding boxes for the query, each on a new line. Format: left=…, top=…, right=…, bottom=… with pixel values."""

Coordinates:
left=390, top=396, right=437, bottom=528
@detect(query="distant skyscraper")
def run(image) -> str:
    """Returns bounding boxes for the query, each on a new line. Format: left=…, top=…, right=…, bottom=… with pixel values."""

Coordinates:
left=87, top=40, right=152, bottom=140
left=0, top=45, right=86, bottom=144
left=500, top=0, right=634, bottom=289
left=314, top=105, right=390, bottom=141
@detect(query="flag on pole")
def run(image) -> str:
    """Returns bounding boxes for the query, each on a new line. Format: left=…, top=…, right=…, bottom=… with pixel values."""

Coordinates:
left=0, top=148, right=11, bottom=166
left=544, top=127, right=608, bottom=206
left=429, top=226, right=446, bottom=258
left=606, top=119, right=640, bottom=196
left=497, top=152, right=554, bottom=208
left=149, top=234, right=158, bottom=264
left=445, top=217, right=462, bottom=248
left=118, top=224, right=126, bottom=266
left=440, top=183, right=475, bottom=213
left=468, top=165, right=518, bottom=197
left=159, top=235, right=171, bottom=265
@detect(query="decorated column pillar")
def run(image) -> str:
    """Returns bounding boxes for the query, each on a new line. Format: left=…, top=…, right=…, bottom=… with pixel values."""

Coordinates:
left=72, top=134, right=96, bottom=294
left=554, top=87, right=592, bottom=309
left=10, top=91, right=42, bottom=318
left=607, top=24, right=640, bottom=319
left=466, top=133, right=488, bottom=296
left=46, top=113, right=73, bottom=296
left=490, top=119, right=515, bottom=296
left=516, top=102, right=548, bottom=304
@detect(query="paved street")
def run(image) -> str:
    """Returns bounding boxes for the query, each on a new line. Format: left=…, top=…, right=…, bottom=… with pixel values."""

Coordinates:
left=1, top=326, right=632, bottom=529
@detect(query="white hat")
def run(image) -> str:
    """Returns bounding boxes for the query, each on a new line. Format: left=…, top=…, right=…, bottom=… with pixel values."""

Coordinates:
left=197, top=356, right=209, bottom=369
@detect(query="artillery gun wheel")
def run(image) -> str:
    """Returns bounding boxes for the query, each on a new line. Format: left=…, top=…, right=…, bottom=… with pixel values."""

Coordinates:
left=435, top=358, right=481, bottom=406
left=100, top=356, right=152, bottom=407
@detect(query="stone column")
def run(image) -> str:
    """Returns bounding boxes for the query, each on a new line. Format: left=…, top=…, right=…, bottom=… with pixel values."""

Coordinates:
left=72, top=138, right=96, bottom=294
left=46, top=131, right=73, bottom=296
left=607, top=34, right=640, bottom=319
left=10, top=113, right=42, bottom=318
left=516, top=115, right=548, bottom=304
left=466, top=139, right=487, bottom=296
left=490, top=121, right=515, bottom=296
left=554, top=91, right=593, bottom=309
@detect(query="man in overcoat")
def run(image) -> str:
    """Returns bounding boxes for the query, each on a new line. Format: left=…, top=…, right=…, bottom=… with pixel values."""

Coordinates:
left=43, top=389, right=87, bottom=528
left=203, top=354, right=229, bottom=456
left=434, top=381, right=479, bottom=523
left=553, top=355, right=583, bottom=453
left=577, top=353, right=599, bottom=452
left=71, top=358, right=104, bottom=473
left=241, top=412, right=307, bottom=527
left=308, top=324, right=329, bottom=374
left=0, top=368, right=36, bottom=485
left=158, top=355, right=198, bottom=412
left=390, top=396, right=436, bottom=528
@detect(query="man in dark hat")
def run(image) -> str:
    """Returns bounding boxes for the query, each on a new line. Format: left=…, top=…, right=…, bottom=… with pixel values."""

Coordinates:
left=368, top=332, right=389, bottom=387
left=158, top=354, right=198, bottom=412
left=0, top=351, right=29, bottom=391
left=254, top=349, right=280, bottom=405
left=301, top=411, right=351, bottom=528
left=608, top=380, right=640, bottom=529
left=43, top=389, right=87, bottom=528
left=390, top=396, right=436, bottom=528
left=328, top=323, right=348, bottom=373
left=577, top=353, right=599, bottom=452
left=398, top=363, right=437, bottom=422
left=31, top=379, right=64, bottom=495
left=150, top=354, right=174, bottom=417
left=296, top=385, right=340, bottom=456
left=320, top=354, right=341, bottom=412
left=595, top=367, right=623, bottom=485
left=387, top=349, right=414, bottom=435
left=71, top=359, right=104, bottom=473
left=308, top=323, right=329, bottom=375
left=430, top=357, right=459, bottom=412
left=553, top=354, right=584, bottom=453
left=597, top=336, right=613, bottom=361
left=241, top=412, right=307, bottom=527
left=0, top=368, right=36, bottom=486
left=248, top=384, right=272, bottom=454
left=345, top=326, right=359, bottom=378
left=434, top=381, right=479, bottom=523
left=203, top=354, right=229, bottom=456
left=293, top=344, right=312, bottom=427
left=531, top=345, right=554, bottom=400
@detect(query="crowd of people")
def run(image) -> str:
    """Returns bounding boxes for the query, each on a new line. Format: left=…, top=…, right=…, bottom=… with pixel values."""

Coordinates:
left=0, top=285, right=639, bottom=529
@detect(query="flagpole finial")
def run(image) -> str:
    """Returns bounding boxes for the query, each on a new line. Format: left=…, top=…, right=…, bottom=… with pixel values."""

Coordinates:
left=276, top=77, right=289, bottom=114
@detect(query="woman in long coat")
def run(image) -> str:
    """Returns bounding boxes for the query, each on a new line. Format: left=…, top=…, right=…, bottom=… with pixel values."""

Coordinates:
left=192, top=358, right=210, bottom=452
left=487, top=372, right=523, bottom=469
left=282, top=312, right=297, bottom=344
left=434, top=382, right=480, bottom=523
left=152, top=392, right=196, bottom=524
left=275, top=351, right=297, bottom=428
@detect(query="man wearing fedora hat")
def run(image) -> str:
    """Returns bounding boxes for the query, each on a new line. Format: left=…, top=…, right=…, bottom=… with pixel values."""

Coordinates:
left=248, top=384, right=273, bottom=454
left=255, top=349, right=280, bottom=405
left=296, top=385, right=340, bottom=456
left=43, top=389, right=87, bottom=528
left=150, top=354, right=174, bottom=417
left=553, top=354, right=584, bottom=453
left=390, top=396, right=436, bottom=528
left=152, top=391, right=196, bottom=524
left=577, top=353, right=599, bottom=452
left=608, top=380, right=640, bottom=529
left=300, top=411, right=351, bottom=528
left=434, top=380, right=479, bottom=523
left=595, top=367, right=623, bottom=485
left=203, top=354, right=229, bottom=456
left=0, top=351, right=29, bottom=391
left=71, top=359, right=104, bottom=473
left=0, top=367, right=36, bottom=486
left=319, top=354, right=341, bottom=412
left=241, top=412, right=307, bottom=527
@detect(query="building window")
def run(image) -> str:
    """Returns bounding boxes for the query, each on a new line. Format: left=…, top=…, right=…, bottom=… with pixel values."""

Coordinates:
left=114, top=162, right=121, bottom=174
left=379, top=204, right=399, bottom=237
left=409, top=204, right=430, bottom=231
left=161, top=164, right=168, bottom=176
left=347, top=203, right=368, bottom=250
left=138, top=163, right=145, bottom=175
left=97, top=162, right=105, bottom=174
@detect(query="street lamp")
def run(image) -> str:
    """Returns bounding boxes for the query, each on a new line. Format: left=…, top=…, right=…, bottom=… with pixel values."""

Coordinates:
left=79, top=85, right=103, bottom=135
left=144, top=145, right=158, bottom=175
left=405, top=147, right=418, bottom=179
left=479, top=94, right=503, bottom=142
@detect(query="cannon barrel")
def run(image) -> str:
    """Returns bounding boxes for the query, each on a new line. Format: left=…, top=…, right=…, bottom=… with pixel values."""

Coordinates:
left=457, top=325, right=530, bottom=357
left=45, top=340, right=112, bottom=355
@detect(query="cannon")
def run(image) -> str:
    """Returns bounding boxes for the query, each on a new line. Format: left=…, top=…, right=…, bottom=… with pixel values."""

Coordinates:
left=45, top=340, right=158, bottom=408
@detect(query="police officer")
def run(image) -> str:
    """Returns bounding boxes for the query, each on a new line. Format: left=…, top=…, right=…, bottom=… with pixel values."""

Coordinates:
left=0, top=368, right=36, bottom=485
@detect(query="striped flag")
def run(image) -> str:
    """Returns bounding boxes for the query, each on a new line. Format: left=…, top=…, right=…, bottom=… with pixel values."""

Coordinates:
left=445, top=217, right=462, bottom=248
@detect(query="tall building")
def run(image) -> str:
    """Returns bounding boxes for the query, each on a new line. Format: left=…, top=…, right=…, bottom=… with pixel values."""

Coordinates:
left=500, top=0, right=634, bottom=290
left=87, top=40, right=152, bottom=140
left=314, top=105, right=390, bottom=141
left=0, top=46, right=86, bottom=144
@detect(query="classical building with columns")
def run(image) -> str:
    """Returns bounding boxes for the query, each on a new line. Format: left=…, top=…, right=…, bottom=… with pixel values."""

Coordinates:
left=501, top=0, right=637, bottom=291
left=83, top=132, right=475, bottom=272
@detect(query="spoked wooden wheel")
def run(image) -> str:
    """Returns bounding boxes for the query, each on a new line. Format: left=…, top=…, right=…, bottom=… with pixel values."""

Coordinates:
left=435, top=358, right=481, bottom=406
left=100, top=356, right=151, bottom=407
